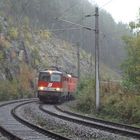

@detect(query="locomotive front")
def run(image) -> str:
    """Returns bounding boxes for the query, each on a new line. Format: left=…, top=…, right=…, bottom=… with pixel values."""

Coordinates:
left=37, top=70, right=63, bottom=102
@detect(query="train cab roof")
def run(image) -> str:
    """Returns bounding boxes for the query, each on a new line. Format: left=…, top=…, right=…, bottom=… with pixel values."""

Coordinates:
left=39, top=66, right=77, bottom=78
left=39, top=70, right=62, bottom=74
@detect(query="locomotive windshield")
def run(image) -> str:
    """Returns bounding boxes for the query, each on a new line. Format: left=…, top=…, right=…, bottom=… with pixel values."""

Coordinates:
left=39, top=72, right=61, bottom=82
left=39, top=72, right=50, bottom=81
left=51, top=74, right=61, bottom=82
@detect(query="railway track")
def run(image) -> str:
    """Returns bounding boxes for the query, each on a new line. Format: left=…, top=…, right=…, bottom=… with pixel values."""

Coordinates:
left=0, top=99, right=71, bottom=140
left=0, top=99, right=30, bottom=140
left=39, top=104, right=140, bottom=139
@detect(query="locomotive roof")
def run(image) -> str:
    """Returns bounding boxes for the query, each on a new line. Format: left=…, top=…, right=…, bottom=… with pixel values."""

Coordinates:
left=39, top=67, right=77, bottom=77
left=40, top=70, right=62, bottom=74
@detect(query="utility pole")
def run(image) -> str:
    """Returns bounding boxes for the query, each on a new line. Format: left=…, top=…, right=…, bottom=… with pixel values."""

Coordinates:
left=95, top=7, right=100, bottom=111
left=77, top=43, right=80, bottom=81
left=55, top=9, right=100, bottom=110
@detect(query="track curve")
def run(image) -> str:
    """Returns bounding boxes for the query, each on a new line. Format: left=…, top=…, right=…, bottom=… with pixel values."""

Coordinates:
left=0, top=99, right=71, bottom=140
left=39, top=103, right=140, bottom=139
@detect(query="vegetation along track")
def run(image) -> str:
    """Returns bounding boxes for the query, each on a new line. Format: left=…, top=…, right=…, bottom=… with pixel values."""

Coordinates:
left=39, top=104, right=140, bottom=139
left=0, top=99, right=71, bottom=140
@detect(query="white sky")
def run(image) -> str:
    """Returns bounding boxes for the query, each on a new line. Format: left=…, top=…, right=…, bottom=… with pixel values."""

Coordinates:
left=88, top=0, right=140, bottom=23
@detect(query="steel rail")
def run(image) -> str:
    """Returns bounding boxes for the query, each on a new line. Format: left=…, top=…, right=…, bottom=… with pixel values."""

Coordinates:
left=12, top=101, right=71, bottom=140
left=55, top=105, right=140, bottom=138
left=0, top=99, right=33, bottom=140
left=55, top=105, right=140, bottom=132
left=39, top=104, right=140, bottom=139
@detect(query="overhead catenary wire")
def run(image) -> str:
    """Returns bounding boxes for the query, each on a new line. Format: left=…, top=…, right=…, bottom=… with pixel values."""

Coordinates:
left=48, top=27, right=82, bottom=32
left=55, top=18, right=95, bottom=31
left=50, top=0, right=96, bottom=35
left=85, top=0, right=114, bottom=19
left=54, top=0, right=114, bottom=34
left=50, top=0, right=86, bottom=43
left=100, top=0, right=113, bottom=8
left=58, top=1, right=81, bottom=19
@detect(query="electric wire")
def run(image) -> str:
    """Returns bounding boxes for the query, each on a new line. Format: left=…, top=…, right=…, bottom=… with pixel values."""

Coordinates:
left=55, top=0, right=114, bottom=33
left=58, top=1, right=81, bottom=19
left=85, top=0, right=114, bottom=19
left=100, top=0, right=113, bottom=8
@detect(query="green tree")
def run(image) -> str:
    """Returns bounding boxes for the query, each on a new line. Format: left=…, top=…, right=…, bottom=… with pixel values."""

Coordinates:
left=122, top=9, right=140, bottom=92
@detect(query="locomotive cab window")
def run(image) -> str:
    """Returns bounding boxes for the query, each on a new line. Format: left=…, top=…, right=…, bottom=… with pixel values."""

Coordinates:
left=50, top=74, right=61, bottom=82
left=39, top=72, right=50, bottom=81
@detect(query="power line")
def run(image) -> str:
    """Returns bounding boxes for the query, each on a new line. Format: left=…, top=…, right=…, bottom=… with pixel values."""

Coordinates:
left=57, top=1, right=81, bottom=19
left=51, top=1, right=86, bottom=39
left=56, top=18, right=95, bottom=31
left=85, top=0, right=114, bottom=20
left=48, top=27, right=82, bottom=32
left=100, top=0, right=113, bottom=8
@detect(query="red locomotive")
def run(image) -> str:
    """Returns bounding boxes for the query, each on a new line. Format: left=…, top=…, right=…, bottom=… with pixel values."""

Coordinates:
left=37, top=67, right=78, bottom=103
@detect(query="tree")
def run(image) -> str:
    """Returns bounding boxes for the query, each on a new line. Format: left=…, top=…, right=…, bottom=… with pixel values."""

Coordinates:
left=121, top=9, right=140, bottom=92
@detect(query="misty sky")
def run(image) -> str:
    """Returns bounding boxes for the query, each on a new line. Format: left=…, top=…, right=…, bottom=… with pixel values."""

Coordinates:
left=88, top=0, right=140, bottom=23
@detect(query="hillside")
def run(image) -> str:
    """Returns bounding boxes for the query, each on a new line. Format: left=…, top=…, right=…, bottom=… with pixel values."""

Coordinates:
left=0, top=15, right=120, bottom=80
left=0, top=0, right=131, bottom=72
left=0, top=0, right=125, bottom=100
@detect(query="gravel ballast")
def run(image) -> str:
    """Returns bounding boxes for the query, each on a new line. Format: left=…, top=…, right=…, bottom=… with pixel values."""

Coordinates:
left=16, top=101, right=138, bottom=140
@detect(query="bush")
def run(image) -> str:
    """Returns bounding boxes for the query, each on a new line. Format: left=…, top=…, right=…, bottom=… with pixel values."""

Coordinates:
left=0, top=78, right=34, bottom=101
left=0, top=63, right=35, bottom=101
left=76, top=77, right=96, bottom=113
left=8, top=27, right=18, bottom=40
left=0, top=80, right=19, bottom=101
left=40, top=30, right=51, bottom=40
left=101, top=94, right=140, bottom=124
left=75, top=77, right=140, bottom=125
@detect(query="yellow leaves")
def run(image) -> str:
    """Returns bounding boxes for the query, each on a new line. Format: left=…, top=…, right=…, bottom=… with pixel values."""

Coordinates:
left=3, top=40, right=11, bottom=48
left=8, top=27, right=18, bottom=40
left=0, top=35, right=11, bottom=49
left=0, top=51, right=4, bottom=61
left=0, top=80, right=18, bottom=100
left=0, top=63, right=35, bottom=100
left=18, top=63, right=33, bottom=90
left=40, top=30, right=51, bottom=40
left=24, top=31, right=32, bottom=42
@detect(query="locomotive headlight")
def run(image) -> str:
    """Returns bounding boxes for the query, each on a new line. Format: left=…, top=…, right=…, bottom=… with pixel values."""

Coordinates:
left=67, top=74, right=72, bottom=77
left=56, top=88, right=61, bottom=91
left=38, top=86, right=45, bottom=90
left=48, top=70, right=53, bottom=74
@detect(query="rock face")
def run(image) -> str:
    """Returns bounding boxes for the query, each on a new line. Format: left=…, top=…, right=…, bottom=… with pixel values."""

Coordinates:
left=0, top=15, right=120, bottom=82
left=0, top=15, right=81, bottom=80
left=34, top=36, right=92, bottom=76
